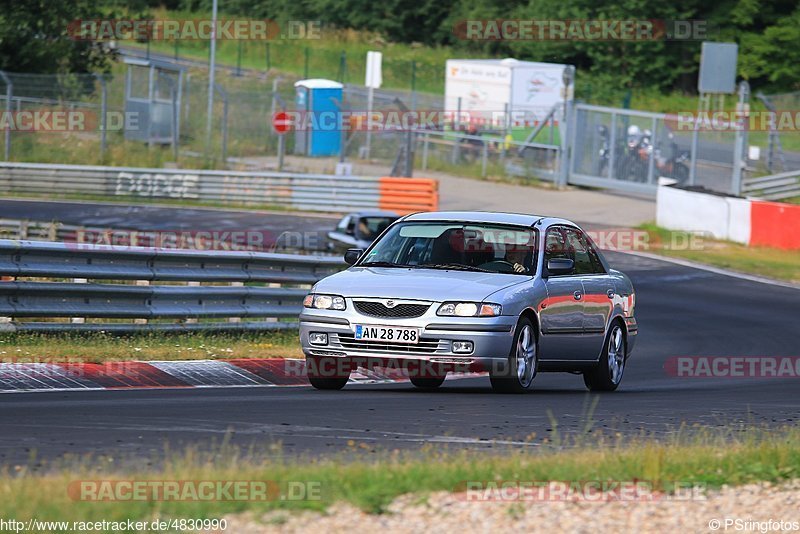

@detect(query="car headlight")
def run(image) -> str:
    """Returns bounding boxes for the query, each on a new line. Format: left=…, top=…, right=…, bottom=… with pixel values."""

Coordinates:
left=437, top=302, right=501, bottom=317
left=303, top=293, right=346, bottom=310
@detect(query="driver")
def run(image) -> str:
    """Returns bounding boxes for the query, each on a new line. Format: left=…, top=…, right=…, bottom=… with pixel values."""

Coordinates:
left=357, top=220, right=373, bottom=240
left=505, top=245, right=530, bottom=273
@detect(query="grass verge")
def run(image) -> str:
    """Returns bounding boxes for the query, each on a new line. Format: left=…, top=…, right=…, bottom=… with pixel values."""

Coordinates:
left=639, top=223, right=800, bottom=284
left=0, top=330, right=303, bottom=362
left=1, top=425, right=798, bottom=524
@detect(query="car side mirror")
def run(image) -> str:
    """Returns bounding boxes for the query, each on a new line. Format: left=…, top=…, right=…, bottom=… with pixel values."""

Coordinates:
left=546, top=258, right=575, bottom=276
left=344, top=248, right=364, bottom=265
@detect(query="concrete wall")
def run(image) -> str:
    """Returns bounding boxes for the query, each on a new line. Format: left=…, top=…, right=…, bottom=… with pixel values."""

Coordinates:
left=656, top=184, right=800, bottom=249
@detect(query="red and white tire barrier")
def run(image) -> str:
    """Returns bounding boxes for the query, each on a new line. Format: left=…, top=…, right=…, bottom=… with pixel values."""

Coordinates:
left=0, top=359, right=483, bottom=393
left=657, top=184, right=800, bottom=249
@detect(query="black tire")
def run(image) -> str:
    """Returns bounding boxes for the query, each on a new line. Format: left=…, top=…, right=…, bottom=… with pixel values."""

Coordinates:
left=490, top=317, right=538, bottom=393
left=583, top=322, right=627, bottom=392
left=410, top=376, right=446, bottom=389
left=673, top=162, right=689, bottom=185
left=306, top=356, right=349, bottom=390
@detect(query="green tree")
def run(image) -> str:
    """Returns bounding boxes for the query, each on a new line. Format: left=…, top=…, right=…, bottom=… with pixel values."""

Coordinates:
left=0, top=0, right=118, bottom=74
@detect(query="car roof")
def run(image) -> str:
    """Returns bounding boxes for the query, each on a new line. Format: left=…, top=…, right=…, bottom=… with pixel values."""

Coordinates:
left=401, top=211, right=577, bottom=228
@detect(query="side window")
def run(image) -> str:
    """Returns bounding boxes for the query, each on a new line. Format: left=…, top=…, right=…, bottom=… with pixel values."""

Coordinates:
left=544, top=227, right=571, bottom=266
left=337, top=216, right=351, bottom=233
left=585, top=238, right=606, bottom=274
left=565, top=228, right=606, bottom=275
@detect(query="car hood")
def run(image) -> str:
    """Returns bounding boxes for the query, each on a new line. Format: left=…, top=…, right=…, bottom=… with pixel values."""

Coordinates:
left=314, top=267, right=530, bottom=302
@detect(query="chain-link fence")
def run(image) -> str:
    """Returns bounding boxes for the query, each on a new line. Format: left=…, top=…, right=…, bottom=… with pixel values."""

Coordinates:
left=1, top=49, right=772, bottom=198
left=753, top=90, right=800, bottom=175
left=0, top=45, right=557, bottom=181
left=570, top=101, right=748, bottom=195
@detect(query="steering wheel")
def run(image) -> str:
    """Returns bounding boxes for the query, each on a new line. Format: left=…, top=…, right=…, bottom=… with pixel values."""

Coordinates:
left=478, top=260, right=517, bottom=273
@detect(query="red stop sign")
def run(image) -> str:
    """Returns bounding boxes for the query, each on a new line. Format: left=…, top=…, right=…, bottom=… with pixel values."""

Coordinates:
left=272, top=111, right=293, bottom=134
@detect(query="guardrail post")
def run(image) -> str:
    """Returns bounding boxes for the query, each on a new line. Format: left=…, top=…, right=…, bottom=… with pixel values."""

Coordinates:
left=264, top=282, right=279, bottom=323
left=0, top=271, right=11, bottom=324
left=228, top=281, right=243, bottom=323
left=185, top=281, right=200, bottom=324
left=71, top=278, right=87, bottom=324
left=134, top=280, right=149, bottom=325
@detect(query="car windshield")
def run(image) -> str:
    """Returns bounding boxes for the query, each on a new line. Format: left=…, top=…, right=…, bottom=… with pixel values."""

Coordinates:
left=358, top=222, right=537, bottom=275
left=355, top=216, right=398, bottom=241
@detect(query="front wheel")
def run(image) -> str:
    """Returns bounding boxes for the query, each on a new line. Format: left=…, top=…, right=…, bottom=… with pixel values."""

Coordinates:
left=673, top=162, right=689, bottom=185
left=583, top=323, right=626, bottom=391
left=490, top=318, right=538, bottom=393
left=306, top=356, right=350, bottom=390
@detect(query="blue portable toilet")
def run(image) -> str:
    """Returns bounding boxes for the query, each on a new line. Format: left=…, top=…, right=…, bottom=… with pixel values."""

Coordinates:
left=294, top=79, right=343, bottom=157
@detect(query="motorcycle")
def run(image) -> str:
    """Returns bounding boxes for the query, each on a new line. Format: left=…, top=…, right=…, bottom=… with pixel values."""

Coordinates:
left=616, top=126, right=689, bottom=184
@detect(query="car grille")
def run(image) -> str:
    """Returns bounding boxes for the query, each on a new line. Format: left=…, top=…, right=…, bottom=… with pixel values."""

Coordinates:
left=334, top=333, right=442, bottom=354
left=354, top=301, right=430, bottom=318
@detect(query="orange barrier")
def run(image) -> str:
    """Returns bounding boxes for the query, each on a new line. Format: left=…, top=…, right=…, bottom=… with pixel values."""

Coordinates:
left=378, top=177, right=439, bottom=215
left=749, top=201, right=800, bottom=250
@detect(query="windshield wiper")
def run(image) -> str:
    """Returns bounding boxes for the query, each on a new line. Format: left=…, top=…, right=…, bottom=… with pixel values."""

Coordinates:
left=359, top=261, right=409, bottom=268
left=419, top=263, right=491, bottom=273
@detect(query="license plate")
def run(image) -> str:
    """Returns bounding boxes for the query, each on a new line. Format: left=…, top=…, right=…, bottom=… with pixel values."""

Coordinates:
left=354, top=325, right=420, bottom=344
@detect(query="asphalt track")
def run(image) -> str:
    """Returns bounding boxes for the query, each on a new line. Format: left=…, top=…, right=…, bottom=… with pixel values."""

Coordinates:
left=0, top=242, right=798, bottom=466
left=0, top=198, right=336, bottom=250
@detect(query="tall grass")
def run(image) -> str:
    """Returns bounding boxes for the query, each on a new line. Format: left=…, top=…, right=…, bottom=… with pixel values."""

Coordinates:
left=1, top=424, right=798, bottom=522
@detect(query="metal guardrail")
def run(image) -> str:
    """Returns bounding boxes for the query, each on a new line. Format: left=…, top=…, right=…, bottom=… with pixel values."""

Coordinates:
left=0, top=239, right=343, bottom=333
left=742, top=170, right=800, bottom=201
left=0, top=162, right=438, bottom=214
left=0, top=218, right=334, bottom=254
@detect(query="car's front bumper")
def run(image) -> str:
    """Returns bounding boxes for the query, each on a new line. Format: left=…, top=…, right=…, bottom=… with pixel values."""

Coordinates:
left=299, top=310, right=517, bottom=371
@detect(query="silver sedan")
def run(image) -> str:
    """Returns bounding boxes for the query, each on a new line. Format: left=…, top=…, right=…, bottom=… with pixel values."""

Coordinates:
left=300, top=211, right=637, bottom=393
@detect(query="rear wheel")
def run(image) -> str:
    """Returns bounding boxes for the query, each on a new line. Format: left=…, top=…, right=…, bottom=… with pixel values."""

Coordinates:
left=410, top=375, right=446, bottom=389
left=583, top=323, right=626, bottom=391
left=306, top=356, right=350, bottom=390
left=490, top=318, right=537, bottom=393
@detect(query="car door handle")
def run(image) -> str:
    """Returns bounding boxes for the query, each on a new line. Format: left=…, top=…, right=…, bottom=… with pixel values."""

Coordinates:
left=573, top=291, right=582, bottom=300
left=607, top=289, right=615, bottom=298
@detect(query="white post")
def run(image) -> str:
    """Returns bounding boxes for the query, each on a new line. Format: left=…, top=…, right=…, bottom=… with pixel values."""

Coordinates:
left=363, top=51, right=382, bottom=160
